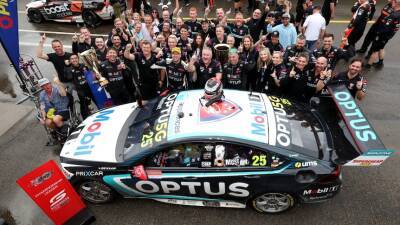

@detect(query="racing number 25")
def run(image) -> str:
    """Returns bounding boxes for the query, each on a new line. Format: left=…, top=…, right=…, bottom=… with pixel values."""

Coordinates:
left=252, top=155, right=267, bottom=166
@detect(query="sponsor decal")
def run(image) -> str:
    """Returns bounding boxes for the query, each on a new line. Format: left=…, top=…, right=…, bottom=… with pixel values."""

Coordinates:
left=199, top=99, right=242, bottom=123
left=29, top=171, right=53, bottom=188
left=98, top=167, right=117, bottom=170
left=75, top=171, right=104, bottom=176
left=132, top=181, right=250, bottom=197
left=294, top=161, right=318, bottom=168
left=141, top=93, right=177, bottom=148
left=201, top=161, right=212, bottom=167
left=214, top=145, right=225, bottom=167
left=251, top=154, right=267, bottom=167
left=50, top=189, right=70, bottom=212
left=133, top=165, right=147, bottom=180
left=154, top=198, right=246, bottom=208
left=271, top=156, right=283, bottom=168
left=268, top=96, right=292, bottom=147
left=202, top=201, right=220, bottom=207
left=363, top=149, right=395, bottom=157
left=333, top=91, right=377, bottom=142
left=43, top=3, right=73, bottom=19
left=74, top=109, right=115, bottom=156
left=351, top=159, right=384, bottom=166
left=248, top=95, right=267, bottom=137
left=303, top=185, right=340, bottom=196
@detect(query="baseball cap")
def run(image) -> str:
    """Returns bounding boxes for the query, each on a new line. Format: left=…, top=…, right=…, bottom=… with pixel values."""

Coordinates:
left=171, top=47, right=181, bottom=54
left=229, top=48, right=238, bottom=55
left=271, top=31, right=279, bottom=37
left=162, top=5, right=169, bottom=10
left=282, top=13, right=291, bottom=19
left=38, top=78, right=50, bottom=86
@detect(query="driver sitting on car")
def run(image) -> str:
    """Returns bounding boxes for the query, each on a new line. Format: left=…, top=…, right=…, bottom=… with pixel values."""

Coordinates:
left=38, top=77, right=70, bottom=131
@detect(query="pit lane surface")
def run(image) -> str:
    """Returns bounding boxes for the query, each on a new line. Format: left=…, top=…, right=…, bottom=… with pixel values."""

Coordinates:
left=0, top=1, right=399, bottom=224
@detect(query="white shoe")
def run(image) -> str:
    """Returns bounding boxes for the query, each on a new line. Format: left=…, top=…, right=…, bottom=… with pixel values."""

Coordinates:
left=158, top=2, right=163, bottom=6
left=167, top=1, right=172, bottom=6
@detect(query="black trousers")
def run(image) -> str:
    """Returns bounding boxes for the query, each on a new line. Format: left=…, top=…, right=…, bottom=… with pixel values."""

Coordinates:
left=360, top=23, right=378, bottom=53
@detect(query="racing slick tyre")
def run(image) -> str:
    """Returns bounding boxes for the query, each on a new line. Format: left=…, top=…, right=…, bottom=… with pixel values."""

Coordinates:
left=251, top=192, right=295, bottom=214
left=76, top=179, right=116, bottom=204
left=82, top=10, right=101, bottom=27
left=27, top=9, right=43, bottom=23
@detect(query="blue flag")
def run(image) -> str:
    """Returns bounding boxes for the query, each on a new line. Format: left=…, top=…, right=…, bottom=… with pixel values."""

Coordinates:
left=0, top=0, right=20, bottom=72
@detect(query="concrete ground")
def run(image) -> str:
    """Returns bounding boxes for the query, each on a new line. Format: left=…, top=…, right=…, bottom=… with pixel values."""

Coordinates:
left=0, top=1, right=399, bottom=225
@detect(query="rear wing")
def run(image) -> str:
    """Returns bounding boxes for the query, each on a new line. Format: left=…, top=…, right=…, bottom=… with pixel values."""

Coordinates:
left=327, top=84, right=395, bottom=166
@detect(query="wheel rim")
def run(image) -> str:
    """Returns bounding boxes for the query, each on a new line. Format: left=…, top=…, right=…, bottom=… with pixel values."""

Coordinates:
left=29, top=10, right=42, bottom=23
left=83, top=12, right=97, bottom=26
left=79, top=181, right=112, bottom=203
left=254, top=193, right=291, bottom=213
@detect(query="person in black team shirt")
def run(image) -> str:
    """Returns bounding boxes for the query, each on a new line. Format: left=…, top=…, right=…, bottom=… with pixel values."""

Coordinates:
left=332, top=58, right=367, bottom=101
left=363, top=0, right=400, bottom=68
left=280, top=53, right=311, bottom=102
left=256, top=31, right=284, bottom=55
left=95, top=37, right=108, bottom=62
left=100, top=48, right=130, bottom=106
left=347, top=0, right=371, bottom=47
left=321, top=0, right=337, bottom=26
left=305, top=56, right=332, bottom=100
left=64, top=54, right=94, bottom=119
left=72, top=27, right=96, bottom=54
left=152, top=47, right=195, bottom=91
left=37, top=35, right=73, bottom=90
left=263, top=50, right=288, bottom=96
left=227, top=13, right=250, bottom=48
left=124, top=41, right=164, bottom=100
left=185, top=7, right=202, bottom=38
left=245, top=5, right=269, bottom=42
left=188, top=47, right=222, bottom=89
left=283, top=35, right=315, bottom=68
left=313, top=33, right=355, bottom=70
left=222, top=48, right=249, bottom=90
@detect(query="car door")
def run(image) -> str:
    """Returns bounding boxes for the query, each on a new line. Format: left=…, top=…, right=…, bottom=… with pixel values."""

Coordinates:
left=42, top=0, right=73, bottom=20
left=193, top=142, right=292, bottom=206
left=119, top=143, right=204, bottom=204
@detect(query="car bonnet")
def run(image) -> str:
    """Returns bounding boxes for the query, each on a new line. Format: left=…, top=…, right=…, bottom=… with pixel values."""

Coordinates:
left=60, top=103, right=137, bottom=163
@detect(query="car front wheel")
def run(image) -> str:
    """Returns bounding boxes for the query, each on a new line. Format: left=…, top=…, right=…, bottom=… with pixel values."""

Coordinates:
left=77, top=180, right=115, bottom=204
left=27, top=9, right=43, bottom=23
left=251, top=192, right=295, bottom=214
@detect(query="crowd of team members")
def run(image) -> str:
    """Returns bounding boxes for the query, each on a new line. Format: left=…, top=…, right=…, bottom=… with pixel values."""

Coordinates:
left=36, top=0, right=400, bottom=127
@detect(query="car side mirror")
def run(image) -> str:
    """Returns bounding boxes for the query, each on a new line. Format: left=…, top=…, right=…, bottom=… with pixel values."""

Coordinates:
left=132, top=164, right=148, bottom=180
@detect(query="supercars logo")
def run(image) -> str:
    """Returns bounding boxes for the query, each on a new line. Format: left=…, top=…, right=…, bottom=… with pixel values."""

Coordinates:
left=199, top=99, right=242, bottom=123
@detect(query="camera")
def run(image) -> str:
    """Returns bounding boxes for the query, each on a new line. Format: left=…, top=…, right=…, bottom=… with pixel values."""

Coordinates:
left=116, top=28, right=122, bottom=34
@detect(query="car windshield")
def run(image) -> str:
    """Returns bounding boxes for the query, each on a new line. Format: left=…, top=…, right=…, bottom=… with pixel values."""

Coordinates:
left=123, top=93, right=178, bottom=160
left=282, top=102, right=328, bottom=159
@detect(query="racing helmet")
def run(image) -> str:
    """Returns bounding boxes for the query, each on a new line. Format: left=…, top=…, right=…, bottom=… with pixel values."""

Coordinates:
left=204, top=78, right=223, bottom=98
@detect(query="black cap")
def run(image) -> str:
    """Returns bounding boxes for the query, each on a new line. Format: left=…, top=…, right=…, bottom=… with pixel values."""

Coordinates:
left=271, top=31, right=279, bottom=37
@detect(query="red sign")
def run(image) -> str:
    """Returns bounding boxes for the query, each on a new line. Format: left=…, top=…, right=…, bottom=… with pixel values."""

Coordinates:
left=16, top=160, right=89, bottom=225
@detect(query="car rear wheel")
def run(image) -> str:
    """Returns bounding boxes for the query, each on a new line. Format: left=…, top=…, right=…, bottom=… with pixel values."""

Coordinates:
left=77, top=180, right=115, bottom=204
left=251, top=192, right=295, bottom=214
left=27, top=9, right=43, bottom=23
left=82, top=10, right=100, bottom=27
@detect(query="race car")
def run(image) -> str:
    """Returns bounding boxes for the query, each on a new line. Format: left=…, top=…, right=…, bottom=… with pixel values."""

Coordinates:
left=25, top=0, right=126, bottom=27
left=59, top=86, right=394, bottom=213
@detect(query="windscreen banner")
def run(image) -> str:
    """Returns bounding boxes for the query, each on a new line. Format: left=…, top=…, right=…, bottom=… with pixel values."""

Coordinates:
left=16, top=160, right=95, bottom=225
left=0, top=0, right=20, bottom=72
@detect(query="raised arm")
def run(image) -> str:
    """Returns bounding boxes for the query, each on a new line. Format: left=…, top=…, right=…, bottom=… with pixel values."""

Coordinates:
left=37, top=34, right=49, bottom=60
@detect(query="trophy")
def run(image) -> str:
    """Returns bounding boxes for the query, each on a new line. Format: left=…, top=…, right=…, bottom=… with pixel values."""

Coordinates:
left=79, top=48, right=109, bottom=87
left=214, top=44, right=230, bottom=65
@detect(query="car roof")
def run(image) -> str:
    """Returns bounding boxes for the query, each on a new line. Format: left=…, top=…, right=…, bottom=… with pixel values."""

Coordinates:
left=124, top=90, right=326, bottom=161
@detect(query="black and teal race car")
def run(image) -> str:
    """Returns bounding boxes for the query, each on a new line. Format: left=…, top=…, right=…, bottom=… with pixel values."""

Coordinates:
left=59, top=85, right=393, bottom=213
